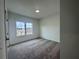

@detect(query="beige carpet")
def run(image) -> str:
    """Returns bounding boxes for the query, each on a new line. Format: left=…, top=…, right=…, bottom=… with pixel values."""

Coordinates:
left=7, top=39, right=60, bottom=59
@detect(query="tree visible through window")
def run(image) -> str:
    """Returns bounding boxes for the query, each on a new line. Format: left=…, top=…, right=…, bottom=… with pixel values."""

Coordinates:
left=16, top=21, right=33, bottom=36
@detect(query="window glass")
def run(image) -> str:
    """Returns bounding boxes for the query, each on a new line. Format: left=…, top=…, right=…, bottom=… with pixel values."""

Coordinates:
left=26, top=23, right=33, bottom=35
left=16, top=22, right=25, bottom=36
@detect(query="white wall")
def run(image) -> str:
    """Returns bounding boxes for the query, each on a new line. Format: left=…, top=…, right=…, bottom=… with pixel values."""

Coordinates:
left=40, top=13, right=60, bottom=42
left=8, top=11, right=40, bottom=45
left=0, top=0, right=6, bottom=59
left=60, top=0, right=79, bottom=59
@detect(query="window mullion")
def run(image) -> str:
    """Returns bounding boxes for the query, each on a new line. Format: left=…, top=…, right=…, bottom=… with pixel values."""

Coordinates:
left=25, top=23, right=26, bottom=34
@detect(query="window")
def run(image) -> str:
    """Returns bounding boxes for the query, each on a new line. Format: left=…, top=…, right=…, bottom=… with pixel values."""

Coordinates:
left=16, top=21, right=33, bottom=36
left=26, top=23, right=33, bottom=35
left=16, top=22, right=25, bottom=36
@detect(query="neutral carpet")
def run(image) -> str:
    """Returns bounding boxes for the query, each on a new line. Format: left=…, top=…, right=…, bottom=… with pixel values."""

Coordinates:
left=7, top=39, right=60, bottom=59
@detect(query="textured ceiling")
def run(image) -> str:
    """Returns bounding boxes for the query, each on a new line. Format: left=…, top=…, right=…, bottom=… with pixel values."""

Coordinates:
left=6, top=0, right=60, bottom=19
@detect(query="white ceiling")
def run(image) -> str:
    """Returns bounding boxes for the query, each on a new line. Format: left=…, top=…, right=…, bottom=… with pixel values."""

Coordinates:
left=6, top=0, right=60, bottom=19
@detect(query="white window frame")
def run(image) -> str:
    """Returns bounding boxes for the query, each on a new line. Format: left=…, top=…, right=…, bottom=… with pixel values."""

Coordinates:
left=16, top=21, right=33, bottom=37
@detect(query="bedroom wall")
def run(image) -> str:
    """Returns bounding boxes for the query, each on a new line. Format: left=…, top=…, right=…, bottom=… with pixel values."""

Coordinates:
left=40, top=13, right=60, bottom=42
left=8, top=11, right=40, bottom=45
left=60, top=0, right=79, bottom=59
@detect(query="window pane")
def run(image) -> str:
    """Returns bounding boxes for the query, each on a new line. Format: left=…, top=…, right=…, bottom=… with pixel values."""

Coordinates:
left=16, top=22, right=25, bottom=28
left=26, top=23, right=32, bottom=26
left=26, top=29, right=32, bottom=34
left=26, top=23, right=33, bottom=35
left=16, top=21, right=25, bottom=36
